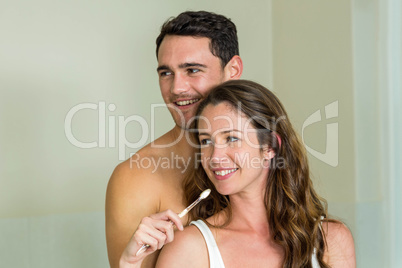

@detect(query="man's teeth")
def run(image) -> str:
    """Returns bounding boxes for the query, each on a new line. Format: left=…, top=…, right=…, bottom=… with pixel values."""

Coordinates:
left=176, top=99, right=199, bottom=106
left=214, top=169, right=237, bottom=176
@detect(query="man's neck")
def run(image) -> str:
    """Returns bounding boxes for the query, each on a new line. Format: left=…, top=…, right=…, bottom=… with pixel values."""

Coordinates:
left=166, top=125, right=196, bottom=158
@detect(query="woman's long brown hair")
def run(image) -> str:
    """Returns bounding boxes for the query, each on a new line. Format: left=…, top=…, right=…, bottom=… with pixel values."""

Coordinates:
left=183, top=80, right=332, bottom=268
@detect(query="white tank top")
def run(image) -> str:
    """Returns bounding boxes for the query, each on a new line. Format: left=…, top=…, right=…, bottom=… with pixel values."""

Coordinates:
left=190, top=219, right=321, bottom=268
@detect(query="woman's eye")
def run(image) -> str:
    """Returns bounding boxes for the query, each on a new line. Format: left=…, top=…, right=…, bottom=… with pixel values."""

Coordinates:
left=227, top=136, right=239, bottom=142
left=200, top=139, right=212, bottom=145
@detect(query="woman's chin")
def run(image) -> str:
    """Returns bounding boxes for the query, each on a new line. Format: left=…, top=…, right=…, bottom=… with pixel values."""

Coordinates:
left=215, top=187, right=233, bottom=196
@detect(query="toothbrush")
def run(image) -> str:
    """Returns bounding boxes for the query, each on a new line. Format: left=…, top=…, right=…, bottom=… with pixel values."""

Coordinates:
left=135, top=189, right=211, bottom=256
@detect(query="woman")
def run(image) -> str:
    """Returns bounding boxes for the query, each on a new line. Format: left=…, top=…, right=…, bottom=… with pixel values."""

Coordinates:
left=120, top=80, right=355, bottom=267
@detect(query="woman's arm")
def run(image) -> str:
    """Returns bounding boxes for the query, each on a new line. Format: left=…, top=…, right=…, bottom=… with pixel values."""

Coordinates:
left=119, top=210, right=184, bottom=268
left=155, top=225, right=209, bottom=268
left=323, top=221, right=356, bottom=268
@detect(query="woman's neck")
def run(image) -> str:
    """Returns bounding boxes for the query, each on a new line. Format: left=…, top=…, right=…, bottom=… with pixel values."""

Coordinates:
left=227, top=191, right=270, bottom=235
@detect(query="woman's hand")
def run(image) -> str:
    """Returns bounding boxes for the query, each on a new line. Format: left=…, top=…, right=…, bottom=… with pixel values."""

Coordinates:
left=119, top=209, right=184, bottom=268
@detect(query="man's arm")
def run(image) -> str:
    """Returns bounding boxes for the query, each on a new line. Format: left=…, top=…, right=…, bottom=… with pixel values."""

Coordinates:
left=106, top=157, right=161, bottom=268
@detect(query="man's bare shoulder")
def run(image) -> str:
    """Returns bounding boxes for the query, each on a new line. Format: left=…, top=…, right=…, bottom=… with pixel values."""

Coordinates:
left=105, top=145, right=166, bottom=227
left=109, top=130, right=182, bottom=187
left=106, top=127, right=189, bottom=210
left=156, top=225, right=208, bottom=268
left=108, top=155, right=158, bottom=198
left=105, top=131, right=185, bottom=268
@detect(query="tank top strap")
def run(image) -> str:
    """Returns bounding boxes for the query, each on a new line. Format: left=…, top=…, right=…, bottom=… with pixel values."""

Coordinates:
left=190, top=220, right=226, bottom=268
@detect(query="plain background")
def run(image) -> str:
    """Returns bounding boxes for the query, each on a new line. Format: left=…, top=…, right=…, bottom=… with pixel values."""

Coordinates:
left=0, top=0, right=401, bottom=267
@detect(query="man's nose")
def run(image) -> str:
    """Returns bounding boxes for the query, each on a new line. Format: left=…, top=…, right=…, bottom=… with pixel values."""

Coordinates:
left=171, top=74, right=190, bottom=94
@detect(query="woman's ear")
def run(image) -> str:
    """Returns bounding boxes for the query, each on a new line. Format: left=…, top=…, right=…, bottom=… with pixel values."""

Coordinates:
left=224, top=55, right=243, bottom=80
left=262, top=145, right=276, bottom=160
left=262, top=132, right=282, bottom=160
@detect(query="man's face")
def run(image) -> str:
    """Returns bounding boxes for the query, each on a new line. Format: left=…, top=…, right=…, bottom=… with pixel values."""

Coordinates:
left=157, top=35, right=227, bottom=129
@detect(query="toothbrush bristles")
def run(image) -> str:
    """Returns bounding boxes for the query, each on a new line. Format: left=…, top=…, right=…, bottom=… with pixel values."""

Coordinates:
left=200, top=189, right=211, bottom=199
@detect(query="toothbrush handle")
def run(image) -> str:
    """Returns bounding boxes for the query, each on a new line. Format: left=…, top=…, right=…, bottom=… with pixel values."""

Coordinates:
left=135, top=244, right=149, bottom=256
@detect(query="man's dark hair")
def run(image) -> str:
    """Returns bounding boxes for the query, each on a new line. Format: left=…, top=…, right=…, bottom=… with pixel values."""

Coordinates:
left=156, top=11, right=239, bottom=67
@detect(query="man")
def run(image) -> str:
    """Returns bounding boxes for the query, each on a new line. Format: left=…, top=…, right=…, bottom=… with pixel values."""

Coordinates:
left=106, top=11, right=243, bottom=268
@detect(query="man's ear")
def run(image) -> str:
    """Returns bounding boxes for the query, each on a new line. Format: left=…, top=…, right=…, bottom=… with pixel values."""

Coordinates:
left=224, top=55, right=243, bottom=80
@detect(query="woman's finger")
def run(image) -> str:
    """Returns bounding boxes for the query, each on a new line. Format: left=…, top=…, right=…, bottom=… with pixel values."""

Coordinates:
left=136, top=222, right=169, bottom=248
left=149, top=209, right=184, bottom=231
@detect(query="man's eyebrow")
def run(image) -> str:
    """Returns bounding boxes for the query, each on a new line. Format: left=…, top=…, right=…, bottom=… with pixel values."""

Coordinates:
left=156, top=65, right=170, bottom=72
left=156, top=63, right=206, bottom=72
left=179, top=63, right=207, bottom=69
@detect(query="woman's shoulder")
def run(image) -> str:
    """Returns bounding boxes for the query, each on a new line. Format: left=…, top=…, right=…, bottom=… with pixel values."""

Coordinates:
left=156, top=223, right=209, bottom=268
left=173, top=222, right=208, bottom=247
left=322, top=220, right=356, bottom=267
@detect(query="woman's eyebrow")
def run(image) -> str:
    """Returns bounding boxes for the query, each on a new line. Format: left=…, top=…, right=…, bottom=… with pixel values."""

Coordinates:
left=221, top=129, right=241, bottom=134
left=198, top=129, right=242, bottom=136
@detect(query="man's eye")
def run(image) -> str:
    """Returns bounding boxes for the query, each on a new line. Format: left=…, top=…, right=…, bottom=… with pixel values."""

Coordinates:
left=188, top=69, right=200, bottom=74
left=159, top=71, right=172, bottom=77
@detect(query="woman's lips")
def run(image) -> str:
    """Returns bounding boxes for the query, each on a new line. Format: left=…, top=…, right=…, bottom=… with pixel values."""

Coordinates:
left=212, top=168, right=238, bottom=180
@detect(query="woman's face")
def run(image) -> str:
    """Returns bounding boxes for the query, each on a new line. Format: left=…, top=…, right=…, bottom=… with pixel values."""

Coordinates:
left=198, top=102, right=273, bottom=196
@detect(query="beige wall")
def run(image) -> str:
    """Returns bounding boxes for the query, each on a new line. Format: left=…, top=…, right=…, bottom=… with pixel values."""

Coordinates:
left=0, top=1, right=272, bottom=267
left=0, top=0, right=272, bottom=219
left=272, top=0, right=402, bottom=267
left=1, top=0, right=400, bottom=267
left=272, top=0, right=356, bottom=231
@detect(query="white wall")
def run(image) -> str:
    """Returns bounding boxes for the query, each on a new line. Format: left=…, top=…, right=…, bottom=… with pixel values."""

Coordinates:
left=0, top=0, right=272, bottom=267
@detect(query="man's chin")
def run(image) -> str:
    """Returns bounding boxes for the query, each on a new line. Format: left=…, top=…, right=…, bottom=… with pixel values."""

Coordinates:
left=168, top=102, right=201, bottom=127
left=174, top=120, right=193, bottom=131
left=170, top=112, right=197, bottom=130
